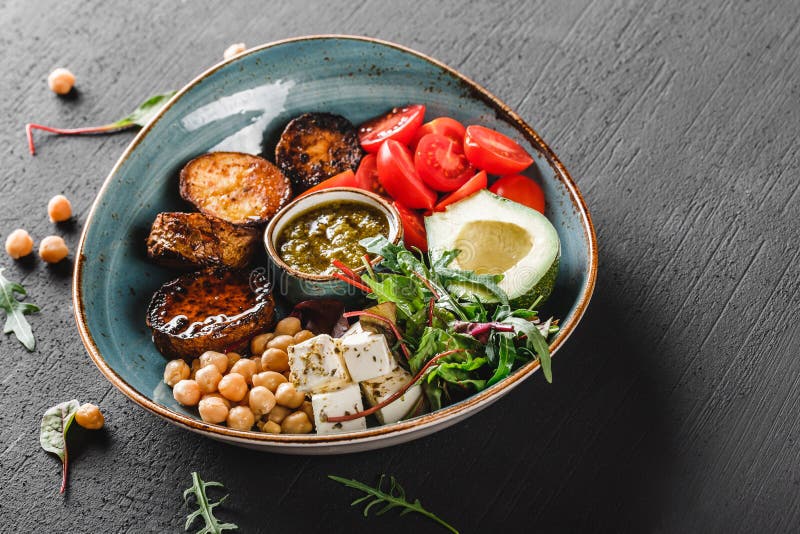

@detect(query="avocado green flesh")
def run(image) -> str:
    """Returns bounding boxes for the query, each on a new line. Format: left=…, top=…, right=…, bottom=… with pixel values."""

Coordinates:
left=425, top=190, right=560, bottom=307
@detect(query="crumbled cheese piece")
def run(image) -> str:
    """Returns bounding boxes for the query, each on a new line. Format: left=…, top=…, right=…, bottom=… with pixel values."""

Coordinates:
left=360, top=367, right=422, bottom=424
left=312, top=383, right=366, bottom=434
left=288, top=334, right=350, bottom=393
left=339, top=331, right=395, bottom=382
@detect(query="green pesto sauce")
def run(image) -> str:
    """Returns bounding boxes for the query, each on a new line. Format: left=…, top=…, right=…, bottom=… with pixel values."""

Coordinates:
left=277, top=201, right=389, bottom=276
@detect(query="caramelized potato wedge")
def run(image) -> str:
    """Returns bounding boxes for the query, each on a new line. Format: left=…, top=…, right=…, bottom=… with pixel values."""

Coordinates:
left=146, top=212, right=259, bottom=270
left=146, top=268, right=276, bottom=358
left=179, top=152, right=291, bottom=226
left=275, top=112, right=362, bottom=192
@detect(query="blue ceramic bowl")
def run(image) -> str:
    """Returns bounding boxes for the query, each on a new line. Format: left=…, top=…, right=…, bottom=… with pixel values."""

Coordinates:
left=74, top=35, right=597, bottom=454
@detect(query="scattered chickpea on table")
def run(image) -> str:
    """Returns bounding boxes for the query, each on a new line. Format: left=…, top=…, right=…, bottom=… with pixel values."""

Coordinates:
left=47, top=67, right=75, bottom=95
left=223, top=43, right=246, bottom=60
left=164, top=316, right=315, bottom=433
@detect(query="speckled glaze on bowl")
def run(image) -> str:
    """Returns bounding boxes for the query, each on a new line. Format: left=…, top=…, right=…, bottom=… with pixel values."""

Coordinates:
left=264, top=187, right=402, bottom=306
left=73, top=35, right=597, bottom=454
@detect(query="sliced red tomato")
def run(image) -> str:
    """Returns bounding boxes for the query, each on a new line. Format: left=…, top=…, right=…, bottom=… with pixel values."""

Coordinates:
left=358, top=104, right=426, bottom=153
left=354, top=154, right=386, bottom=196
left=489, top=174, right=545, bottom=213
left=410, top=117, right=466, bottom=151
left=377, top=140, right=437, bottom=210
left=414, top=133, right=475, bottom=192
left=393, top=202, right=427, bottom=252
left=297, top=169, right=357, bottom=198
left=463, top=125, right=533, bottom=175
left=432, top=170, right=488, bottom=211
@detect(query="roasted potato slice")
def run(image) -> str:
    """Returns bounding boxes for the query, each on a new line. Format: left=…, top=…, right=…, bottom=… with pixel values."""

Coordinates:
left=146, top=267, right=275, bottom=359
left=179, top=152, right=292, bottom=226
left=275, top=112, right=363, bottom=191
left=146, top=212, right=259, bottom=270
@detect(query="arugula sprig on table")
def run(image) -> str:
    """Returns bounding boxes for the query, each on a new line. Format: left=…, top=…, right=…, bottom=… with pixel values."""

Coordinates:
left=359, top=236, right=557, bottom=410
left=0, top=268, right=40, bottom=351
left=329, top=474, right=459, bottom=533
left=183, top=472, right=238, bottom=534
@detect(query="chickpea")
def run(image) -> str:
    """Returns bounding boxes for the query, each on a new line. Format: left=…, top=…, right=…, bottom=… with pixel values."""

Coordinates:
left=75, top=403, right=104, bottom=430
left=267, top=334, right=294, bottom=353
left=38, top=235, right=69, bottom=263
left=223, top=42, right=246, bottom=60
left=163, top=359, right=190, bottom=387
left=293, top=330, right=315, bottom=344
left=249, top=386, right=277, bottom=416
left=218, top=373, right=247, bottom=402
left=281, top=411, right=313, bottom=434
left=261, top=348, right=289, bottom=373
left=198, top=396, right=229, bottom=424
left=267, top=405, right=292, bottom=424
left=226, top=405, right=255, bottom=431
left=250, top=333, right=274, bottom=355
left=5, top=229, right=34, bottom=260
left=173, top=379, right=201, bottom=406
left=195, top=365, right=222, bottom=394
left=274, top=382, right=305, bottom=409
left=250, top=356, right=263, bottom=373
left=274, top=316, right=302, bottom=337
left=190, top=358, right=201, bottom=378
left=238, top=388, right=250, bottom=407
left=230, top=358, right=257, bottom=384
left=260, top=420, right=282, bottom=434
left=252, top=371, right=287, bottom=393
left=47, top=194, right=72, bottom=223
left=199, top=351, right=228, bottom=374
left=48, top=67, right=75, bottom=95
left=201, top=393, right=230, bottom=408
left=226, top=352, right=241, bottom=368
left=300, top=400, right=314, bottom=423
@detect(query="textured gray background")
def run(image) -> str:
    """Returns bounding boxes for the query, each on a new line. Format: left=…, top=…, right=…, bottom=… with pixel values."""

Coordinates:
left=1, top=0, right=799, bottom=532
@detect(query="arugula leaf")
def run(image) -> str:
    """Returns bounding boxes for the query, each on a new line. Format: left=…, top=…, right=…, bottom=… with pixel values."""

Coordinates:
left=329, top=474, right=459, bottom=533
left=502, top=316, right=553, bottom=383
left=486, top=332, right=516, bottom=387
left=40, top=400, right=80, bottom=493
left=183, top=472, right=238, bottom=534
left=0, top=268, right=40, bottom=350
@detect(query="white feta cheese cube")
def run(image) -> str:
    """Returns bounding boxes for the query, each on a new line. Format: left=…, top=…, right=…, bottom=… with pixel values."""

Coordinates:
left=339, top=331, right=396, bottom=382
left=312, top=383, right=367, bottom=434
left=360, top=367, right=422, bottom=425
left=341, top=321, right=364, bottom=337
left=288, top=334, right=350, bottom=393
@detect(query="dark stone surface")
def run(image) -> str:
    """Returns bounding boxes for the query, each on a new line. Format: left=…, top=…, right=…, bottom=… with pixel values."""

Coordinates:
left=1, top=1, right=799, bottom=532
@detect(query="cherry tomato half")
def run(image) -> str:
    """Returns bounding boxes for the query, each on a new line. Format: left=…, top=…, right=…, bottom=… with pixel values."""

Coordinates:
left=463, top=125, right=533, bottom=175
left=489, top=174, right=545, bottom=213
left=297, top=170, right=357, bottom=198
left=410, top=117, right=466, bottom=151
left=432, top=170, right=488, bottom=211
left=358, top=104, right=426, bottom=153
left=414, top=133, right=475, bottom=192
left=377, top=140, right=437, bottom=210
left=394, top=202, right=428, bottom=252
left=354, top=154, right=386, bottom=196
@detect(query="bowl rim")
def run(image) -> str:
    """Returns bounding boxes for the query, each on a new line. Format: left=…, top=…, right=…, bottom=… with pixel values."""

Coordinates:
left=263, top=186, right=403, bottom=281
left=72, top=34, right=598, bottom=446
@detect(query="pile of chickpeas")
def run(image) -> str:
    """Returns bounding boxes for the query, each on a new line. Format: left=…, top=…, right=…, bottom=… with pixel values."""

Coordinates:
left=163, top=316, right=317, bottom=434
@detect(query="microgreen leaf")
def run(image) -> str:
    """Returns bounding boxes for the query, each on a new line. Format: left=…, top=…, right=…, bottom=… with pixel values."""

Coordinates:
left=0, top=268, right=40, bottom=351
left=183, top=472, right=238, bottom=534
left=329, top=474, right=459, bottom=533
left=39, top=400, right=80, bottom=493
left=109, top=91, right=177, bottom=129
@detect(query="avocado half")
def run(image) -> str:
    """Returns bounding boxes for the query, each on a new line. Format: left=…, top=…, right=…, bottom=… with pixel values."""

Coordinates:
left=425, top=189, right=560, bottom=308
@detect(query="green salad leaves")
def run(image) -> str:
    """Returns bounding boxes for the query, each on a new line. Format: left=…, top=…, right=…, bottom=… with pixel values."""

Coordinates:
left=0, top=268, right=40, bottom=351
left=358, top=236, right=557, bottom=411
left=40, top=400, right=80, bottom=493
